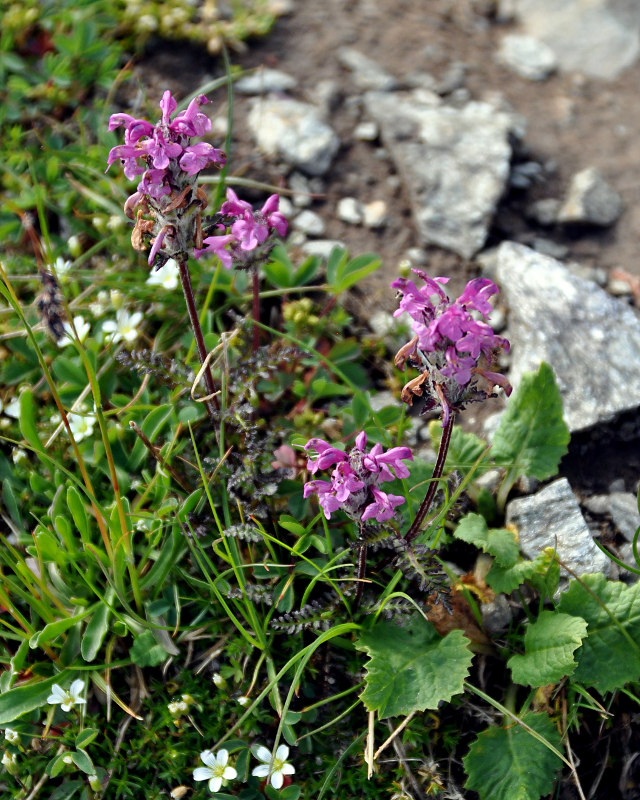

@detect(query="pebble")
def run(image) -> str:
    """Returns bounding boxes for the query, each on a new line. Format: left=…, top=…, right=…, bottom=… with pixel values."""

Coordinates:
left=609, top=493, right=640, bottom=542
left=353, top=121, right=379, bottom=141
left=247, top=97, right=340, bottom=176
left=526, top=197, right=561, bottom=226
left=497, top=34, right=558, bottom=81
left=558, top=167, right=623, bottom=226
left=337, top=47, right=398, bottom=91
left=336, top=197, right=363, bottom=225
left=362, top=200, right=388, bottom=228
left=292, top=210, right=326, bottom=236
left=301, top=239, right=345, bottom=259
left=234, top=67, right=297, bottom=94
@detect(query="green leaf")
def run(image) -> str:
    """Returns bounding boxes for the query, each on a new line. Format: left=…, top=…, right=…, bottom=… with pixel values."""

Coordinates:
left=19, top=389, right=44, bottom=453
left=81, top=599, right=111, bottom=662
left=454, top=513, right=519, bottom=568
left=428, top=421, right=490, bottom=478
left=278, top=515, right=305, bottom=536
left=70, top=748, right=94, bottom=774
left=355, top=616, right=472, bottom=718
left=66, top=486, right=90, bottom=540
left=557, top=574, right=640, bottom=692
left=463, top=712, right=563, bottom=800
left=325, top=249, right=380, bottom=294
left=129, top=630, right=169, bottom=667
left=508, top=611, right=588, bottom=686
left=492, top=363, right=570, bottom=507
left=75, top=728, right=99, bottom=749
left=486, top=550, right=557, bottom=595
left=29, top=611, right=91, bottom=649
left=0, top=671, right=71, bottom=725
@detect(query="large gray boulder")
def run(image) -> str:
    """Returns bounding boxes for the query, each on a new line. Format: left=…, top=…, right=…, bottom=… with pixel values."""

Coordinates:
left=495, top=242, right=640, bottom=432
left=364, top=92, right=517, bottom=259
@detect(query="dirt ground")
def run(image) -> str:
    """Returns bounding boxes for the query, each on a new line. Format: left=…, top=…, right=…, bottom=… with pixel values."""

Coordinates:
left=135, top=0, right=640, bottom=496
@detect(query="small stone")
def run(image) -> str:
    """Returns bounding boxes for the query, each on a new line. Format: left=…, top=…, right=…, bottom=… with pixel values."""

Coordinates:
left=436, top=61, right=467, bottom=95
left=354, top=121, right=379, bottom=141
left=487, top=306, right=506, bottom=333
left=609, top=493, right=640, bottom=542
left=289, top=172, right=315, bottom=208
left=475, top=469, right=502, bottom=492
left=609, top=478, right=627, bottom=493
left=302, top=239, right=345, bottom=259
left=481, top=595, right=513, bottom=636
left=292, top=210, right=325, bottom=236
left=337, top=197, right=363, bottom=225
left=526, top=198, right=561, bottom=226
left=506, top=478, right=616, bottom=579
left=368, top=310, right=399, bottom=338
left=278, top=196, right=295, bottom=219
left=497, top=34, right=558, bottom=81
left=558, top=167, right=623, bottom=226
left=404, top=247, right=429, bottom=266
left=362, top=200, right=388, bottom=228
left=234, top=67, right=297, bottom=94
left=483, top=411, right=504, bottom=442
left=247, top=97, right=340, bottom=176
left=337, top=47, right=398, bottom=91
left=608, top=278, right=633, bottom=297
left=582, top=494, right=610, bottom=516
left=311, top=79, right=342, bottom=116
left=531, top=237, right=569, bottom=260
left=509, top=161, right=544, bottom=189
left=369, top=390, right=398, bottom=412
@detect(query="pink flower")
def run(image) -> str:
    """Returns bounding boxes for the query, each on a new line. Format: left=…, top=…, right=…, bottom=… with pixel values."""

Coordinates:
left=179, top=142, right=226, bottom=176
left=193, top=234, right=236, bottom=270
left=361, top=488, right=406, bottom=523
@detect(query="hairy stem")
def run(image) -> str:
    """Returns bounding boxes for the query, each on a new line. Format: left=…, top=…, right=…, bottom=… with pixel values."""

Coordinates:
left=178, top=256, right=219, bottom=424
left=252, top=264, right=260, bottom=353
left=405, top=413, right=455, bottom=544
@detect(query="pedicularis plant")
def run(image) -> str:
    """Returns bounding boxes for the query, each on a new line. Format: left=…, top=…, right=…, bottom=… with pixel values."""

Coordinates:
left=1, top=79, right=639, bottom=800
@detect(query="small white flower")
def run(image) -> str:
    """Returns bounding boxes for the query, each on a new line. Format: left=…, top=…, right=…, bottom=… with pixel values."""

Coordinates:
left=67, top=235, right=82, bottom=258
left=62, top=754, right=74, bottom=765
left=252, top=744, right=295, bottom=790
left=58, top=315, right=91, bottom=347
left=146, top=258, right=179, bottom=290
left=89, top=290, right=109, bottom=318
left=236, top=695, right=249, bottom=707
left=88, top=775, right=101, bottom=792
left=68, top=411, right=96, bottom=443
left=102, top=309, right=143, bottom=344
left=4, top=729, right=19, bottom=744
left=212, top=672, right=226, bottom=689
left=11, top=448, right=27, bottom=465
left=167, top=700, right=188, bottom=717
left=2, top=750, right=18, bottom=773
left=4, top=397, right=21, bottom=419
left=193, top=749, right=237, bottom=793
left=47, top=679, right=86, bottom=712
left=52, top=257, right=72, bottom=279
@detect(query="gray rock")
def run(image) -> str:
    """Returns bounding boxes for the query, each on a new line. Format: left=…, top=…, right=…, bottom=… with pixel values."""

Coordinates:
left=609, top=478, right=627, bottom=493
left=362, top=200, right=388, bottom=228
left=337, top=47, right=398, bottom=91
left=301, top=239, right=345, bottom=259
left=292, top=210, right=325, bottom=236
left=512, top=0, right=640, bottom=80
left=247, top=98, right=339, bottom=176
left=530, top=237, right=569, bottom=260
left=495, top=242, right=640, bottom=432
left=234, top=68, right=297, bottom=94
left=497, top=34, right=558, bottom=80
left=506, top=478, right=616, bottom=578
left=558, top=167, right=623, bottom=226
left=475, top=468, right=502, bottom=492
left=364, top=92, right=516, bottom=258
left=481, top=594, right=513, bottom=635
left=582, top=494, right=610, bottom=515
left=369, top=390, right=398, bottom=413
left=336, top=197, right=363, bottom=225
left=526, top=197, right=561, bottom=226
left=288, top=172, right=313, bottom=208
left=353, top=121, right=379, bottom=141
left=610, top=492, right=640, bottom=542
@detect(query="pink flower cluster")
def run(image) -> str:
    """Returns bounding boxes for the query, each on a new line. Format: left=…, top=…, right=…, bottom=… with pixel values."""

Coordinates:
left=107, top=91, right=226, bottom=199
left=194, top=188, right=288, bottom=270
left=303, top=432, right=413, bottom=524
left=392, top=270, right=511, bottom=425
left=393, top=271, right=509, bottom=385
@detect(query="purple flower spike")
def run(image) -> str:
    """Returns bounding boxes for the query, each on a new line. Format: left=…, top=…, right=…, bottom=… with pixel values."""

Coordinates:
left=303, top=432, right=412, bottom=524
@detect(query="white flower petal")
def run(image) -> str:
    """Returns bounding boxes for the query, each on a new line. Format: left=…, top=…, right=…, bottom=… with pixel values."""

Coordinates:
left=70, top=679, right=85, bottom=696
left=223, top=766, right=237, bottom=781
left=275, top=744, right=289, bottom=762
left=254, top=746, right=272, bottom=764
left=193, top=766, right=214, bottom=782
left=270, top=770, right=284, bottom=790
left=215, top=749, right=229, bottom=766
left=252, top=764, right=270, bottom=778
left=281, top=763, right=295, bottom=776
left=208, top=776, right=223, bottom=792
left=200, top=750, right=217, bottom=769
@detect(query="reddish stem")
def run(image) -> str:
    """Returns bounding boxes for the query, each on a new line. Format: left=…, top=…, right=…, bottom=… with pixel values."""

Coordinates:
left=178, top=256, right=219, bottom=424
left=405, top=413, right=455, bottom=544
